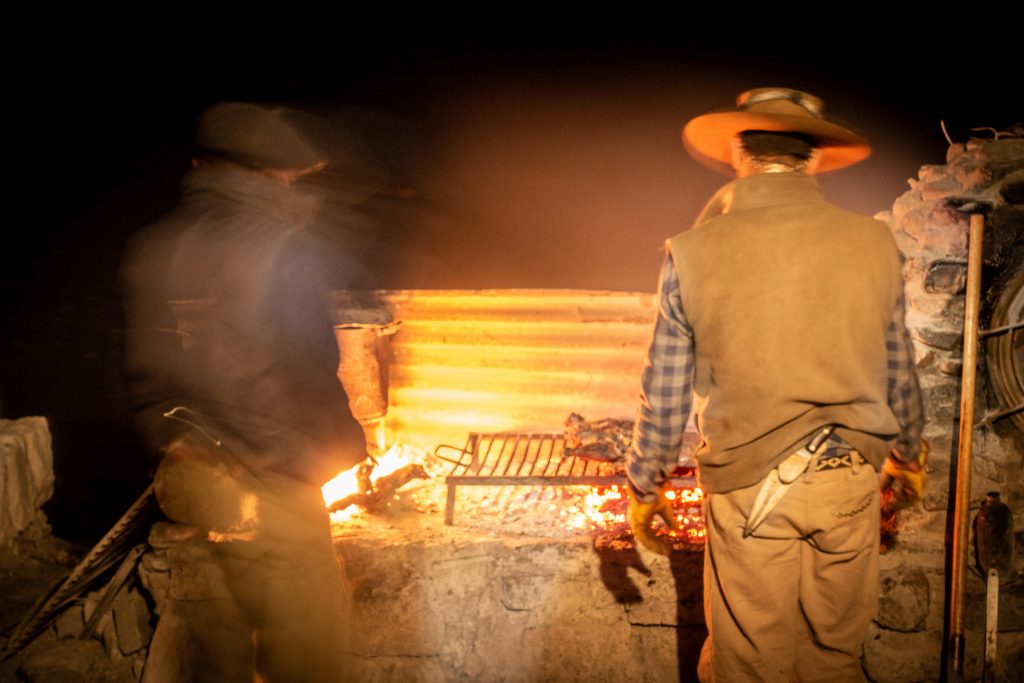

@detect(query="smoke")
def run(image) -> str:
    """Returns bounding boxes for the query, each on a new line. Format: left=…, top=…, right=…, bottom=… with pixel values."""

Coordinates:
left=322, top=61, right=949, bottom=292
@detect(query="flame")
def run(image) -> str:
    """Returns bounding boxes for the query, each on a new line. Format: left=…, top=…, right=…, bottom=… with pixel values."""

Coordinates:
left=321, top=443, right=419, bottom=522
left=321, top=445, right=707, bottom=541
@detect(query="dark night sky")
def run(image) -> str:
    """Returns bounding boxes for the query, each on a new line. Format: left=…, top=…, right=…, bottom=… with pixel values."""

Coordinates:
left=1, top=25, right=1019, bottom=540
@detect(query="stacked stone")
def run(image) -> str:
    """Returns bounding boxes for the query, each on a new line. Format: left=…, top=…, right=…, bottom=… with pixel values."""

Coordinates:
left=865, top=135, right=1024, bottom=682
left=0, top=417, right=54, bottom=544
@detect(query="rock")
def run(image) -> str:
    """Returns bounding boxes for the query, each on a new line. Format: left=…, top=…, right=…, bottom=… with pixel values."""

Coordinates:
left=976, top=139, right=1024, bottom=165
left=16, top=637, right=133, bottom=683
left=909, top=292, right=954, bottom=318
left=910, top=325, right=962, bottom=351
left=131, top=653, right=146, bottom=681
left=113, top=586, right=154, bottom=655
left=1001, top=177, right=1024, bottom=204
left=862, top=623, right=942, bottom=683
left=1000, top=634, right=1024, bottom=682
left=335, top=533, right=703, bottom=682
left=921, top=382, right=960, bottom=422
left=964, top=562, right=1024, bottom=631
left=140, top=609, right=191, bottom=683
left=876, top=567, right=930, bottom=632
left=938, top=359, right=962, bottom=376
left=946, top=143, right=968, bottom=165
left=923, top=483, right=949, bottom=513
left=0, top=417, right=55, bottom=544
left=952, top=165, right=991, bottom=192
left=921, top=176, right=962, bottom=202
left=138, top=551, right=171, bottom=611
left=924, top=260, right=967, bottom=294
left=54, top=605, right=85, bottom=640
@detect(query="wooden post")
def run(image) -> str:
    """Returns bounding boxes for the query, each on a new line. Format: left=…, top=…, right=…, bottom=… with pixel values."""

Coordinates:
left=949, top=213, right=986, bottom=676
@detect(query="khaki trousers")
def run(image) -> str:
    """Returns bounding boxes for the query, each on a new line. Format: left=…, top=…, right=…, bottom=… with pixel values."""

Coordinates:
left=697, top=456, right=880, bottom=683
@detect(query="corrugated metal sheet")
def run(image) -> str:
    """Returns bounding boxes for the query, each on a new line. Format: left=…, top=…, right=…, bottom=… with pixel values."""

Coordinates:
left=332, top=290, right=658, bottom=451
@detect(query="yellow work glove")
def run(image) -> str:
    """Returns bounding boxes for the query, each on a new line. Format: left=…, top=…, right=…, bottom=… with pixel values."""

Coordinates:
left=881, top=438, right=929, bottom=503
left=627, top=484, right=680, bottom=555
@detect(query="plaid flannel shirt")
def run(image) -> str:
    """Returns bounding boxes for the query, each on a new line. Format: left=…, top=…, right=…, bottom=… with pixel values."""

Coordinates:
left=627, top=253, right=925, bottom=497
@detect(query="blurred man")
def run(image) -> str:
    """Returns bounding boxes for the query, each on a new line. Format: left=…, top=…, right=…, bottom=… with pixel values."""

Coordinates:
left=122, top=102, right=371, bottom=682
left=626, top=88, right=926, bottom=682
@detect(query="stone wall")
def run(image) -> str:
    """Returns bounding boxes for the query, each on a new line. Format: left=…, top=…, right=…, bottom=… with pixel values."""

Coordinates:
left=133, top=515, right=706, bottom=683
left=868, top=135, right=1024, bottom=682
left=336, top=528, right=705, bottom=683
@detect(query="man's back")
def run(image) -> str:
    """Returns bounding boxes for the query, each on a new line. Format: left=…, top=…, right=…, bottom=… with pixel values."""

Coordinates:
left=119, top=102, right=366, bottom=682
left=668, top=171, right=904, bottom=491
left=122, top=161, right=364, bottom=484
left=626, top=88, right=926, bottom=682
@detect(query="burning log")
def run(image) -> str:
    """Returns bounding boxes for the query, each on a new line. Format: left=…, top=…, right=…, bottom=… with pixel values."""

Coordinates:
left=563, top=413, right=632, bottom=463
left=326, top=462, right=428, bottom=514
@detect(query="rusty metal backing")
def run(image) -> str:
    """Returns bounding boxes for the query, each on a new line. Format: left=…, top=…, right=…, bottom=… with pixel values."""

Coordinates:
left=435, top=432, right=696, bottom=525
left=984, top=265, right=1024, bottom=434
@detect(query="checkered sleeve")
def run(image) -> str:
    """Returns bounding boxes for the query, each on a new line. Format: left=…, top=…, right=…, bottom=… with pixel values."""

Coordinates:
left=887, top=288, right=925, bottom=462
left=627, top=253, right=694, bottom=499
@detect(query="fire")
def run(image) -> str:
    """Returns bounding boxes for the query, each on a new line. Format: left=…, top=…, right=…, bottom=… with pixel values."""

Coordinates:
left=662, top=486, right=707, bottom=540
left=321, top=443, right=421, bottom=522
left=321, top=443, right=706, bottom=543
left=560, top=486, right=627, bottom=530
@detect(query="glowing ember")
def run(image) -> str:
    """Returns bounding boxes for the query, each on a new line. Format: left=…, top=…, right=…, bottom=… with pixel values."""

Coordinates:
left=321, top=443, right=706, bottom=543
left=553, top=484, right=705, bottom=540
left=560, top=486, right=626, bottom=530
left=321, top=443, right=423, bottom=522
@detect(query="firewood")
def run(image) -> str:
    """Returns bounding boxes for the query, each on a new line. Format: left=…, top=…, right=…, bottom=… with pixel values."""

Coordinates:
left=326, top=464, right=429, bottom=513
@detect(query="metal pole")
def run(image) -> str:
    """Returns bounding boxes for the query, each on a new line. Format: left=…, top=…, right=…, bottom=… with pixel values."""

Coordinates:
left=950, top=213, right=986, bottom=676
left=984, top=568, right=999, bottom=682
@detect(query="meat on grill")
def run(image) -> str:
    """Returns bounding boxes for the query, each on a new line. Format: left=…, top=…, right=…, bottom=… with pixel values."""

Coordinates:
left=563, top=413, right=632, bottom=462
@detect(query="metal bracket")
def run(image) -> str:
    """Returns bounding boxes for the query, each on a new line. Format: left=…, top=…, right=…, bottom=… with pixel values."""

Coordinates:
left=979, top=319, right=1024, bottom=339
left=977, top=402, right=1024, bottom=428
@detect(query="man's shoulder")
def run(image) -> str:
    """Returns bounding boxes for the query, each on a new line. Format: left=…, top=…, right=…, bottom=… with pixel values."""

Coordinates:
left=817, top=203, right=899, bottom=245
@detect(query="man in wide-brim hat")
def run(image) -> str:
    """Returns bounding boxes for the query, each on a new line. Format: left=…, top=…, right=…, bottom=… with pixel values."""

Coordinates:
left=626, top=88, right=927, bottom=681
left=682, top=87, right=871, bottom=173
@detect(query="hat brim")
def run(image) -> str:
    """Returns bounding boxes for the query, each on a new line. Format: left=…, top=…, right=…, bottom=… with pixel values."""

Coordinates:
left=683, top=110, right=872, bottom=173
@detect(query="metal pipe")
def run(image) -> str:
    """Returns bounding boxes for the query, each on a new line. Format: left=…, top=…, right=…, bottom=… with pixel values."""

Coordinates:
left=985, top=568, right=999, bottom=683
left=977, top=402, right=1024, bottom=428
left=950, top=213, right=986, bottom=676
left=979, top=319, right=1024, bottom=338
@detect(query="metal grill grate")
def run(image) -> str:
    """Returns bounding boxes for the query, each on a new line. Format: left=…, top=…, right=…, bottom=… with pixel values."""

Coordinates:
left=434, top=432, right=696, bottom=525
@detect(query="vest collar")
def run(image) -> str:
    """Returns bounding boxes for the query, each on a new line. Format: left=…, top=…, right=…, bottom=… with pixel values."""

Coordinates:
left=695, top=172, right=824, bottom=225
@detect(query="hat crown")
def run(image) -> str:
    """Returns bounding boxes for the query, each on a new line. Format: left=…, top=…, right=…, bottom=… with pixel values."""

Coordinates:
left=737, top=88, right=824, bottom=119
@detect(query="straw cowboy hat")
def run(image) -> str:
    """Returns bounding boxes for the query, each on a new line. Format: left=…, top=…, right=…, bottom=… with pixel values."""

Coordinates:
left=683, top=87, right=872, bottom=173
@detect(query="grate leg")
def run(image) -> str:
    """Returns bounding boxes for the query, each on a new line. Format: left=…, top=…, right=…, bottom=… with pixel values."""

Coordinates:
left=445, top=480, right=457, bottom=525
